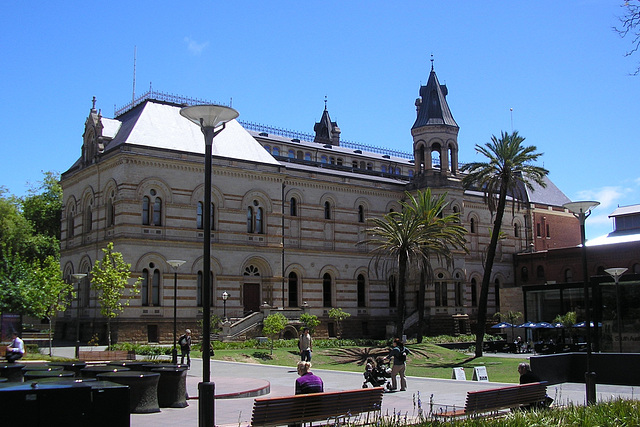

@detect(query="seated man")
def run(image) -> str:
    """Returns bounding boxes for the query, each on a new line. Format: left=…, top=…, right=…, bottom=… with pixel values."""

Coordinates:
left=6, top=332, right=24, bottom=363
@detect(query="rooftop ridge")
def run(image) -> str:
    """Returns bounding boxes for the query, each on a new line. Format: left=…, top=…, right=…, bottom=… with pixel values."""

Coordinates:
left=114, top=91, right=414, bottom=160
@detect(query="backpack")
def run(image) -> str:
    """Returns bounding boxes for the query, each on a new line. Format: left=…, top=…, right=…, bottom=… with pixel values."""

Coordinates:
left=399, top=347, right=409, bottom=362
left=179, top=335, right=187, bottom=347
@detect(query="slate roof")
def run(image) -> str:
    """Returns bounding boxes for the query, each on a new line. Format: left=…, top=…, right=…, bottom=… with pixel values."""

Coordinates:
left=524, top=175, right=571, bottom=207
left=104, top=100, right=279, bottom=165
left=412, top=68, right=458, bottom=129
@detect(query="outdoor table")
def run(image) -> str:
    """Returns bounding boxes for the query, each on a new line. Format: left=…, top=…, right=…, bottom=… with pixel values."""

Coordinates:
left=48, top=361, right=87, bottom=376
left=97, top=370, right=160, bottom=414
left=81, top=365, right=130, bottom=378
left=107, top=360, right=147, bottom=369
left=0, top=363, right=26, bottom=382
left=23, top=370, right=75, bottom=380
left=87, top=380, right=130, bottom=426
left=141, top=363, right=188, bottom=371
left=22, top=364, right=63, bottom=372
left=151, top=366, right=189, bottom=408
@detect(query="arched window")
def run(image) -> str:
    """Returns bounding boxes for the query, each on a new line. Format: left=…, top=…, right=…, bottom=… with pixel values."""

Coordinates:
left=152, top=269, right=160, bottom=306
left=320, top=155, right=328, bottom=164
left=142, top=196, right=150, bottom=225
left=536, top=265, right=545, bottom=280
left=389, top=275, right=397, bottom=307
left=197, top=202, right=215, bottom=230
left=357, top=274, right=366, bottom=307
left=288, top=149, right=295, bottom=159
left=521, top=267, right=529, bottom=282
left=336, top=158, right=343, bottom=166
left=470, top=218, right=476, bottom=234
left=358, top=205, right=365, bottom=223
left=324, top=201, right=331, bottom=220
left=471, top=278, right=478, bottom=307
left=106, top=190, right=115, bottom=227
left=264, top=145, right=271, bottom=153
left=381, top=165, right=387, bottom=173
left=272, top=146, right=280, bottom=156
left=84, top=203, right=92, bottom=233
left=288, top=272, right=298, bottom=307
left=67, top=205, right=75, bottom=238
left=141, top=269, right=149, bottom=306
left=366, top=163, right=373, bottom=171
left=247, top=202, right=264, bottom=234
left=290, top=197, right=298, bottom=216
left=153, top=197, right=162, bottom=226
left=564, top=268, right=573, bottom=282
left=304, top=152, right=312, bottom=161
left=514, top=223, right=520, bottom=238
left=142, top=266, right=161, bottom=306
left=435, top=273, right=448, bottom=307
left=322, top=273, right=332, bottom=307
left=454, top=273, right=463, bottom=307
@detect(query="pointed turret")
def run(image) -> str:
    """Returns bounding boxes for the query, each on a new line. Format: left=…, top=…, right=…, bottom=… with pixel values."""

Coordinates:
left=411, top=63, right=460, bottom=178
left=314, top=100, right=341, bottom=146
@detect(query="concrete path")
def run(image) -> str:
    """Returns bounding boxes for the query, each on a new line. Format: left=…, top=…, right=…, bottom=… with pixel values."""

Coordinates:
left=44, top=347, right=639, bottom=426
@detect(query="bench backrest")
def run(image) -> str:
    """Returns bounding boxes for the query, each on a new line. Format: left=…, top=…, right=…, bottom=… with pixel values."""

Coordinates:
left=465, top=382, right=547, bottom=414
left=251, top=387, right=384, bottom=427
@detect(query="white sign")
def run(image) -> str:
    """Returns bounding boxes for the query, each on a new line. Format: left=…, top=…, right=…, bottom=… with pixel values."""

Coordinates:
left=472, top=366, right=489, bottom=382
left=451, top=367, right=466, bottom=380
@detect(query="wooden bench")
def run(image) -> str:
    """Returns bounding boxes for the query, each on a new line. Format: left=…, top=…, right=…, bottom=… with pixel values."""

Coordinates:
left=434, top=382, right=548, bottom=419
left=251, top=387, right=384, bottom=426
left=78, top=350, right=135, bottom=361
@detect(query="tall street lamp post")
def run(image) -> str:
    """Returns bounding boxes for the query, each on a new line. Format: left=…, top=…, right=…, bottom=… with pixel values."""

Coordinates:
left=222, top=291, right=229, bottom=321
left=167, top=259, right=186, bottom=364
left=180, top=104, right=238, bottom=427
left=564, top=200, right=599, bottom=405
left=71, top=273, right=87, bottom=359
left=604, top=267, right=628, bottom=353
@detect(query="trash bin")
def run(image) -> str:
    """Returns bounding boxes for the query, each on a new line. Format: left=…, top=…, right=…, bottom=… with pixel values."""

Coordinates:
left=152, top=366, right=189, bottom=408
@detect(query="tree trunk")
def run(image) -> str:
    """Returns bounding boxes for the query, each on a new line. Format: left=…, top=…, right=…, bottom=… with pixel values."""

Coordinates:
left=397, top=253, right=408, bottom=338
left=474, top=188, right=508, bottom=357
left=417, top=270, right=426, bottom=343
left=107, top=318, right=112, bottom=347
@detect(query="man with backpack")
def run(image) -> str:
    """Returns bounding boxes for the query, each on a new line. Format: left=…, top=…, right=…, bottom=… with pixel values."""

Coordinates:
left=385, top=337, right=410, bottom=391
left=178, top=329, right=192, bottom=368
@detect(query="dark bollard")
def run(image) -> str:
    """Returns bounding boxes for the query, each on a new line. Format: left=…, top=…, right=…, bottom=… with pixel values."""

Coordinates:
left=585, top=371, right=597, bottom=405
left=152, top=366, right=188, bottom=407
left=0, top=363, right=26, bottom=382
left=199, top=382, right=215, bottom=427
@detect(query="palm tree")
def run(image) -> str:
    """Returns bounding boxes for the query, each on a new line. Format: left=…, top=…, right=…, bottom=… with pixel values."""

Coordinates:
left=361, top=189, right=467, bottom=338
left=406, top=190, right=467, bottom=342
left=461, top=131, right=548, bottom=357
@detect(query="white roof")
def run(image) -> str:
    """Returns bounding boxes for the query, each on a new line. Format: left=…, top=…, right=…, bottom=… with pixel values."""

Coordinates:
left=117, top=102, right=279, bottom=165
left=609, top=204, right=640, bottom=218
left=586, top=232, right=640, bottom=247
left=101, top=118, right=121, bottom=138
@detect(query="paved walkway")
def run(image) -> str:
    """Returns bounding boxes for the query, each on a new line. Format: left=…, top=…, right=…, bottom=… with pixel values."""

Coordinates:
left=44, top=348, right=638, bottom=426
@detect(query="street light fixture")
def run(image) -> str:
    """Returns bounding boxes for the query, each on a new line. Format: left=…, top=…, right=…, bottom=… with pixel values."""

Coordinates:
left=604, top=267, right=628, bottom=353
left=71, top=273, right=87, bottom=359
left=563, top=200, right=599, bottom=405
left=180, top=104, right=238, bottom=427
left=167, top=259, right=186, bottom=364
left=222, top=291, right=229, bottom=321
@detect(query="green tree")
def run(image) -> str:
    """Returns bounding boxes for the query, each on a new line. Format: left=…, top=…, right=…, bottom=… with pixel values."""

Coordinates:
left=328, top=307, right=351, bottom=339
left=362, top=189, right=467, bottom=338
left=26, top=256, right=74, bottom=355
left=554, top=311, right=577, bottom=344
left=406, top=189, right=468, bottom=343
left=90, top=242, right=141, bottom=346
left=299, top=313, right=320, bottom=334
left=494, top=310, right=523, bottom=342
left=461, top=131, right=548, bottom=357
left=22, top=171, right=62, bottom=240
left=262, top=312, right=287, bottom=355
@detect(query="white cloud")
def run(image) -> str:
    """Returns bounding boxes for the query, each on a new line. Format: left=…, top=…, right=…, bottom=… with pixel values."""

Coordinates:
left=184, top=37, right=209, bottom=55
left=575, top=186, right=625, bottom=210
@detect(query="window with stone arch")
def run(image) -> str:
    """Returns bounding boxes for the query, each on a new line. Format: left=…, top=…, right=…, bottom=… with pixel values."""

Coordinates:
left=106, top=189, right=116, bottom=227
left=141, top=264, right=161, bottom=306
left=264, top=145, right=271, bottom=154
left=247, top=200, right=264, bottom=234
left=358, top=205, right=365, bottom=223
left=357, top=273, right=366, bottom=307
left=67, top=203, right=76, bottom=238
left=324, top=201, right=331, bottom=220
left=84, top=198, right=93, bottom=233
left=272, top=146, right=280, bottom=156
left=244, top=264, right=260, bottom=277
left=322, top=273, right=333, bottom=307
left=454, top=272, right=464, bottom=307
left=288, top=271, right=299, bottom=308
left=142, top=189, right=162, bottom=226
left=290, top=197, right=298, bottom=216
left=197, top=201, right=215, bottom=230
left=435, top=272, right=448, bottom=307
left=470, top=217, right=476, bottom=234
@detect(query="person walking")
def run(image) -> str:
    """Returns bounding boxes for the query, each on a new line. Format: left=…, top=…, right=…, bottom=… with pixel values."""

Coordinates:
left=298, top=328, right=312, bottom=361
left=6, top=332, right=24, bottom=363
left=178, top=329, right=192, bottom=367
left=386, top=337, right=410, bottom=391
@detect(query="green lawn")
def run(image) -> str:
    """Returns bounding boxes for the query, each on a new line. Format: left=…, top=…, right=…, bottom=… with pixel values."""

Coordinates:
left=207, top=343, right=523, bottom=384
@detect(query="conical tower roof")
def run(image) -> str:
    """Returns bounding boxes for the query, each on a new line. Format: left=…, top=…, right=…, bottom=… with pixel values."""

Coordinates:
left=412, top=66, right=458, bottom=129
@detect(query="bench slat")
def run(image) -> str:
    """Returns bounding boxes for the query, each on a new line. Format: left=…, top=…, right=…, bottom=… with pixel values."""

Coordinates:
left=252, top=387, right=383, bottom=426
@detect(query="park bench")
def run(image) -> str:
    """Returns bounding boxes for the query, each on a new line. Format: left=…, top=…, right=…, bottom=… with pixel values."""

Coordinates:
left=434, top=382, right=548, bottom=419
left=251, top=387, right=384, bottom=426
left=78, top=350, right=135, bottom=361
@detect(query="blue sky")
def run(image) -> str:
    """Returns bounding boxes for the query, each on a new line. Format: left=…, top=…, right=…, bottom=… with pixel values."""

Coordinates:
left=1, top=1, right=638, bottom=240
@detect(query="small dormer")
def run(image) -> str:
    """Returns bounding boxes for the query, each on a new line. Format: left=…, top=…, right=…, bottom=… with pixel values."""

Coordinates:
left=314, top=100, right=341, bottom=146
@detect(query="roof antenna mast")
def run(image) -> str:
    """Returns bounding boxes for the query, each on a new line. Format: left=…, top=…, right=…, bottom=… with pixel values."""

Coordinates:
left=132, top=45, right=137, bottom=105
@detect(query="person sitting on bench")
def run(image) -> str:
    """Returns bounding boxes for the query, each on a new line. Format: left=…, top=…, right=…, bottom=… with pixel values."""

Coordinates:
left=6, top=332, right=24, bottom=363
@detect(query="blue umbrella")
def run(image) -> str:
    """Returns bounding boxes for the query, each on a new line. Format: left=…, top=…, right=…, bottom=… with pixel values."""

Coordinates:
left=534, top=322, right=555, bottom=329
left=552, top=322, right=565, bottom=328
left=516, top=321, right=537, bottom=329
left=491, top=322, right=513, bottom=329
left=573, top=321, right=602, bottom=328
